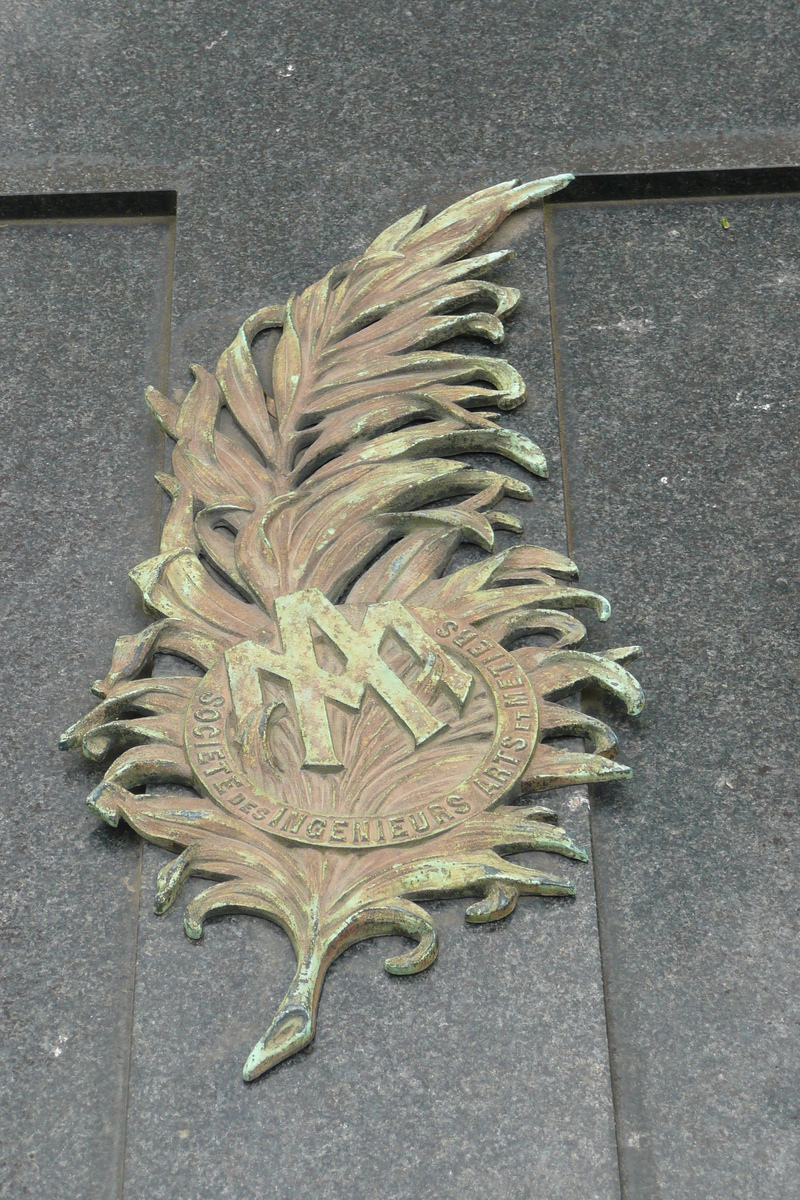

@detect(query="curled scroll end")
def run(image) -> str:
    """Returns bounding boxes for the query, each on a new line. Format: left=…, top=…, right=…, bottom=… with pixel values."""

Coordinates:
left=384, top=923, right=439, bottom=976
left=465, top=881, right=518, bottom=924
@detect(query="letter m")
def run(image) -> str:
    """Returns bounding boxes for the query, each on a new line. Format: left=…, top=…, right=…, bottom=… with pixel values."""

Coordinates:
left=225, top=589, right=472, bottom=768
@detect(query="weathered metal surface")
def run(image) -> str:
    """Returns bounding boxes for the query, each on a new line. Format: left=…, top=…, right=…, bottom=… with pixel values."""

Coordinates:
left=62, top=176, right=643, bottom=1080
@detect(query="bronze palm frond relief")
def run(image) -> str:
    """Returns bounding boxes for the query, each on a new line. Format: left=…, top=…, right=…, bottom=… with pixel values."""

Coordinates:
left=62, top=175, right=643, bottom=1080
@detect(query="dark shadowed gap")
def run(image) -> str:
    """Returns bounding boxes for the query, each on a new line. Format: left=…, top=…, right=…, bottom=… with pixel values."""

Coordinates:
left=0, top=190, right=178, bottom=221
left=544, top=165, right=800, bottom=205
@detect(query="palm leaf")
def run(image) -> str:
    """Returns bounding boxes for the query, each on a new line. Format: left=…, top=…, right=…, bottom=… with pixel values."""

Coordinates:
left=63, top=175, right=645, bottom=1081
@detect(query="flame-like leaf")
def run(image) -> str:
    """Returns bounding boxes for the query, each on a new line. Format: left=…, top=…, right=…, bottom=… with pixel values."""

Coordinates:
left=63, top=176, right=645, bottom=1081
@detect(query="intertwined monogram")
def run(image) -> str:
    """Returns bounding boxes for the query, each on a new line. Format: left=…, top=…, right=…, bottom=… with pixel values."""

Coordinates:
left=224, top=589, right=472, bottom=767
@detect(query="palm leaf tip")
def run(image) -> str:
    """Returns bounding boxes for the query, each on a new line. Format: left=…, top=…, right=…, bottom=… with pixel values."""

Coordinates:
left=134, top=174, right=578, bottom=609
left=507, top=174, right=575, bottom=205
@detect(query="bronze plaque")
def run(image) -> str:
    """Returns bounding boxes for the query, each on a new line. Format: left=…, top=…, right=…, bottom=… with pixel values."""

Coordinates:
left=62, top=177, right=643, bottom=1079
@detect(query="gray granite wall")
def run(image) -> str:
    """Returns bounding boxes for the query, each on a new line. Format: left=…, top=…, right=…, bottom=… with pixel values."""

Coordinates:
left=1, top=4, right=798, bottom=1198
left=549, top=194, right=800, bottom=1199
left=0, top=217, right=171, bottom=1198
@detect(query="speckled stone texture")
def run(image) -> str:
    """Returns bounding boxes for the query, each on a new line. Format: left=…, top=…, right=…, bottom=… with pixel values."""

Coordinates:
left=0, top=218, right=172, bottom=1198
left=548, top=195, right=800, bottom=1199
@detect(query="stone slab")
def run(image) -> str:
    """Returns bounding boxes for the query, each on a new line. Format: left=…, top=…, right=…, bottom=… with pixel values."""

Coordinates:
left=1, top=0, right=799, bottom=200
left=547, top=193, right=800, bottom=1199
left=0, top=217, right=172, bottom=1198
left=120, top=210, right=622, bottom=1200
left=123, top=795, right=618, bottom=1200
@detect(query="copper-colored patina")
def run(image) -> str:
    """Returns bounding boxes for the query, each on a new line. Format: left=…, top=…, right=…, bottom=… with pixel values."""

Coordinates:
left=62, top=176, right=643, bottom=1080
